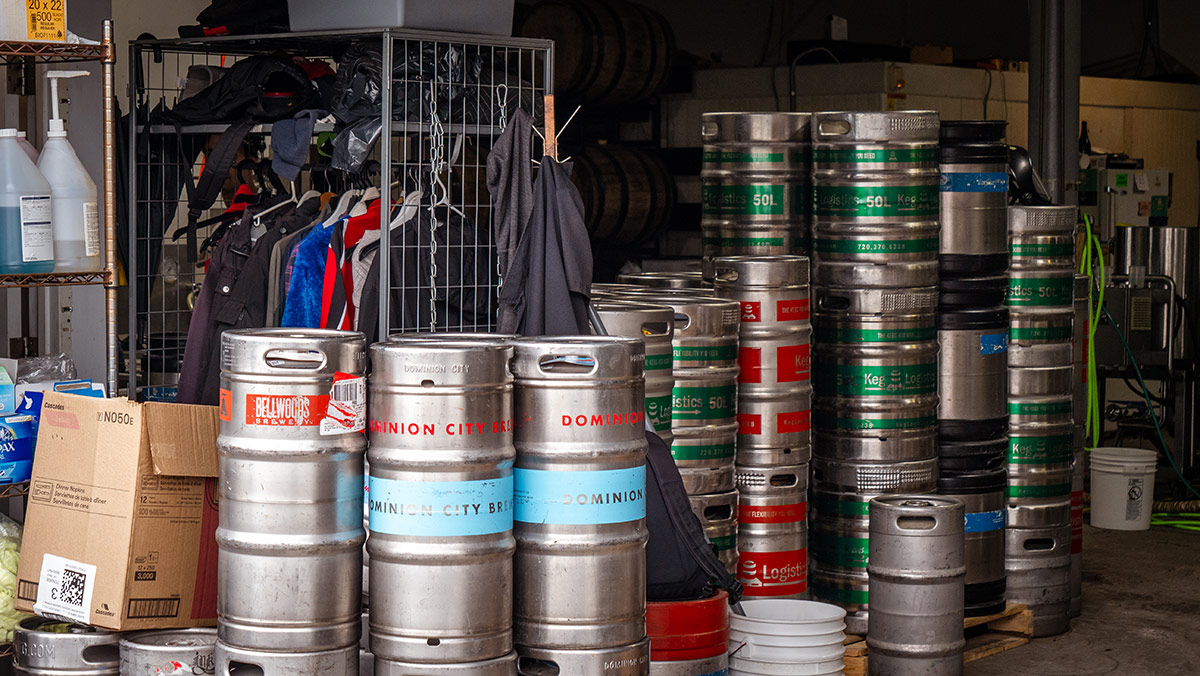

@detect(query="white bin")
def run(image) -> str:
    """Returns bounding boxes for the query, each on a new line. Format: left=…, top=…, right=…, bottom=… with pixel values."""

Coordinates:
left=1089, top=447, right=1157, bottom=531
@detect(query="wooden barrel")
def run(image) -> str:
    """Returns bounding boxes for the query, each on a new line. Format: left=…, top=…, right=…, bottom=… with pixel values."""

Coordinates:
left=519, top=0, right=675, bottom=106
left=572, top=145, right=676, bottom=245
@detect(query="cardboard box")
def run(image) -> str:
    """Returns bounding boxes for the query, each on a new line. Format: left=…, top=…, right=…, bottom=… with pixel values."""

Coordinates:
left=0, top=0, right=67, bottom=42
left=15, top=393, right=219, bottom=630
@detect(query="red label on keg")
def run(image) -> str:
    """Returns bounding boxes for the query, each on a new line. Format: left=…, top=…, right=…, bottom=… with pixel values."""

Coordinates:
left=738, top=413, right=762, bottom=435
left=739, top=501, right=807, bottom=524
left=245, top=394, right=328, bottom=427
left=738, top=549, right=807, bottom=597
left=740, top=301, right=762, bottom=323
left=777, top=343, right=811, bottom=382
left=218, top=388, right=232, bottom=422
left=739, top=347, right=763, bottom=383
left=776, top=298, right=810, bottom=321
left=778, top=409, right=811, bottom=433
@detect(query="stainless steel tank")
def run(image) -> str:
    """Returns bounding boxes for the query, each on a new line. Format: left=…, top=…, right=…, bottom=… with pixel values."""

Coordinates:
left=1004, top=525, right=1071, bottom=637
left=712, top=255, right=813, bottom=465
left=591, top=301, right=677, bottom=443
left=735, top=464, right=809, bottom=599
left=14, top=617, right=119, bottom=676
left=367, top=340, right=516, bottom=665
left=811, top=111, right=941, bottom=290
left=688, top=490, right=739, bottom=574
left=216, top=329, right=366, bottom=663
left=937, top=469, right=1007, bottom=617
left=937, top=307, right=1009, bottom=441
left=938, top=120, right=1009, bottom=278
left=867, top=496, right=966, bottom=676
left=1149, top=226, right=1199, bottom=359
left=512, top=337, right=649, bottom=650
left=120, top=628, right=217, bottom=676
left=700, top=112, right=813, bottom=273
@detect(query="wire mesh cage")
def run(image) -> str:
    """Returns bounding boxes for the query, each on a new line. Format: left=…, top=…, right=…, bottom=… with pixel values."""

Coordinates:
left=126, top=30, right=552, bottom=401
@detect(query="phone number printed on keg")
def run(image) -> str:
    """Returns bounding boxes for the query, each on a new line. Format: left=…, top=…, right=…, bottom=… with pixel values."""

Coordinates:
left=369, top=476, right=514, bottom=537
left=514, top=467, right=646, bottom=525
left=244, top=394, right=327, bottom=426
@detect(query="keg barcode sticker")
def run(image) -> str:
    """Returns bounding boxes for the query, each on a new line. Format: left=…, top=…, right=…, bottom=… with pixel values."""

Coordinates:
left=322, top=372, right=365, bottom=435
left=33, top=554, right=95, bottom=624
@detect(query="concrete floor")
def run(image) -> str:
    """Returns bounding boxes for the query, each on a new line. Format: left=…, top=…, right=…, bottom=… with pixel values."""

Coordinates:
left=970, top=524, right=1200, bottom=676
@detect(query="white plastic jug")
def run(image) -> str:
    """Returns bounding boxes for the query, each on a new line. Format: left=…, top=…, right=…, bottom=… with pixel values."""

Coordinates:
left=0, top=128, right=54, bottom=274
left=38, top=70, right=100, bottom=272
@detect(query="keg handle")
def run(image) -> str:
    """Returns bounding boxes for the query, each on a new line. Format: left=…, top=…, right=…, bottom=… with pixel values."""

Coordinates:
left=896, top=515, right=937, bottom=530
left=640, top=321, right=671, bottom=337
left=700, top=120, right=719, bottom=139
left=815, top=114, right=853, bottom=139
left=263, top=348, right=327, bottom=370
left=81, top=644, right=120, bottom=665
left=817, top=292, right=851, bottom=311
left=1023, top=537, right=1055, bottom=551
left=712, top=267, right=739, bottom=283
left=672, top=312, right=692, bottom=331
left=537, top=354, right=598, bottom=375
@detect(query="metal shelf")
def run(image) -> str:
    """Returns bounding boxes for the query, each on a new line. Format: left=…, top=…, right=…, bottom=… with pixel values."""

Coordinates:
left=0, top=482, right=29, bottom=500
left=0, top=271, right=110, bottom=289
left=0, top=39, right=108, bottom=64
left=140, top=121, right=505, bottom=136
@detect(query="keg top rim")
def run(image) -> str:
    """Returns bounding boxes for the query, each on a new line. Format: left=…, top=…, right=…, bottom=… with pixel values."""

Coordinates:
left=223, top=327, right=365, bottom=342
left=17, top=615, right=113, bottom=636
left=591, top=300, right=677, bottom=314
left=119, top=627, right=218, bottom=648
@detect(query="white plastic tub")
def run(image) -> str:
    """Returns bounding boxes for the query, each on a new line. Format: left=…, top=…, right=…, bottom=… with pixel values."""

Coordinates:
left=287, top=0, right=515, bottom=36
left=728, top=599, right=847, bottom=661
left=1090, top=447, right=1157, bottom=531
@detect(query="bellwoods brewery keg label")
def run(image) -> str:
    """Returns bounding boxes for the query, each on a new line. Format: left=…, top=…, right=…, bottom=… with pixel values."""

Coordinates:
left=816, top=363, right=937, bottom=397
left=368, top=476, right=514, bottom=537
left=812, top=148, right=938, bottom=164
left=738, top=409, right=810, bottom=435
left=1006, top=276, right=1074, bottom=306
left=813, top=237, right=938, bottom=254
left=939, top=172, right=1009, bottom=192
left=515, top=467, right=646, bottom=525
left=1008, top=434, right=1073, bottom=464
left=739, top=549, right=807, bottom=597
left=964, top=509, right=1006, bottom=533
left=244, top=393, right=327, bottom=426
left=813, top=185, right=938, bottom=218
left=673, top=385, right=736, bottom=421
left=701, top=183, right=807, bottom=217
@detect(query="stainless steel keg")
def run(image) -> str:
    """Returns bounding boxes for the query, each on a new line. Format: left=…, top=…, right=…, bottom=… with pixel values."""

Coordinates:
left=512, top=337, right=649, bottom=650
left=516, top=638, right=651, bottom=676
left=592, top=301, right=677, bottom=442
left=616, top=271, right=706, bottom=289
left=712, top=255, right=812, bottom=464
left=937, top=307, right=1009, bottom=440
left=1006, top=422, right=1074, bottom=528
left=1009, top=306, right=1074, bottom=348
left=367, top=340, right=516, bottom=664
left=374, top=652, right=519, bottom=675
left=688, top=490, right=739, bottom=574
left=811, top=111, right=941, bottom=290
left=700, top=112, right=813, bottom=270
left=812, top=284, right=938, bottom=318
left=217, top=329, right=366, bottom=656
left=1004, top=525, right=1071, bottom=637
left=648, top=655, right=727, bottom=676
left=215, top=644, right=359, bottom=676
left=14, top=617, right=120, bottom=675
left=735, top=464, right=809, bottom=599
left=937, top=469, right=1007, bottom=617
left=867, top=496, right=966, bottom=676
left=1008, top=205, right=1077, bottom=272
left=812, top=427, right=937, bottom=464
left=120, top=628, right=217, bottom=676
left=938, top=121, right=1009, bottom=277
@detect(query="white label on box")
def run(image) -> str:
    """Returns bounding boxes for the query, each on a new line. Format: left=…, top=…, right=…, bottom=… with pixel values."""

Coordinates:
left=33, top=553, right=96, bottom=624
left=321, top=374, right=365, bottom=435
left=19, top=195, right=53, bottom=262
left=1133, top=173, right=1149, bottom=191
left=84, top=202, right=100, bottom=256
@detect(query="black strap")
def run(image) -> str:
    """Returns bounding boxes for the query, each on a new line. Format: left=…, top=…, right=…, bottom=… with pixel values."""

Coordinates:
left=178, top=117, right=257, bottom=261
left=645, top=431, right=745, bottom=603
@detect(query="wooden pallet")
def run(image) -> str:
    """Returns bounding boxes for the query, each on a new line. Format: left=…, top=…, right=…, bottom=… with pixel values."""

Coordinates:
left=841, top=602, right=1033, bottom=676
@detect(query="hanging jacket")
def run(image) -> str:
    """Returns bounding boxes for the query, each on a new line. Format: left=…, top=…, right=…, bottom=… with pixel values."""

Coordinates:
left=282, top=220, right=337, bottom=328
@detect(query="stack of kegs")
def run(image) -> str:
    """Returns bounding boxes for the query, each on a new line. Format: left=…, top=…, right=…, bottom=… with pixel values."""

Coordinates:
left=713, top=255, right=812, bottom=601
left=1005, top=205, right=1078, bottom=637
left=807, top=111, right=941, bottom=635
left=592, top=286, right=744, bottom=574
left=700, top=113, right=813, bottom=277
left=936, top=120, right=1011, bottom=618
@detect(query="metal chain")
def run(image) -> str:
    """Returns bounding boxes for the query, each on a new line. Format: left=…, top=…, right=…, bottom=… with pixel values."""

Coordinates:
left=494, top=84, right=509, bottom=288
left=428, top=97, right=445, bottom=330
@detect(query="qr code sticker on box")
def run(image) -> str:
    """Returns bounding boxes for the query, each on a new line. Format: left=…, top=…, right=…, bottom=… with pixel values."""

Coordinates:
left=34, top=554, right=96, bottom=624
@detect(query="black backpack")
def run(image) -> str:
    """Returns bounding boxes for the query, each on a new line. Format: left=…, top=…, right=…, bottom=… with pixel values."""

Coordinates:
left=645, top=430, right=744, bottom=603
left=167, top=55, right=318, bottom=261
left=178, top=0, right=290, bottom=38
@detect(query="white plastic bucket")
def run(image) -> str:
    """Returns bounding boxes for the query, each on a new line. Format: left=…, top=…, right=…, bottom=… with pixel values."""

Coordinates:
left=729, top=653, right=845, bottom=675
left=728, top=599, right=846, bottom=663
left=1090, top=447, right=1157, bottom=531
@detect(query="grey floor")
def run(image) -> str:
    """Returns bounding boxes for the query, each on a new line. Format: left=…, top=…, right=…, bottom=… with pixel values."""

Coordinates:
left=970, top=524, right=1200, bottom=675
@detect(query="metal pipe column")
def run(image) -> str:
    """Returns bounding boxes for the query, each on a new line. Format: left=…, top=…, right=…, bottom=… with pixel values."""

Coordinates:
left=1028, top=0, right=1081, bottom=206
